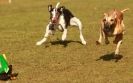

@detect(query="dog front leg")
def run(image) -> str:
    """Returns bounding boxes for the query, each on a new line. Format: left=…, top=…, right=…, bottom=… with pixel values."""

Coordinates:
left=36, top=24, right=51, bottom=45
left=115, top=40, right=122, bottom=55
left=96, top=27, right=104, bottom=45
left=114, top=34, right=123, bottom=55
left=58, top=25, right=64, bottom=32
left=105, top=35, right=110, bottom=44
left=61, top=28, right=67, bottom=41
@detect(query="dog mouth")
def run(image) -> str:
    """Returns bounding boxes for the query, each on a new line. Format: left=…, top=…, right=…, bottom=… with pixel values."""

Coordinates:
left=49, top=24, right=55, bottom=30
left=104, top=24, right=115, bottom=33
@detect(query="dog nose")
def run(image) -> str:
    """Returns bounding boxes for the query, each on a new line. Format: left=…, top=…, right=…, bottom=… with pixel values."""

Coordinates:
left=104, top=23, right=111, bottom=31
left=52, top=20, right=56, bottom=23
left=105, top=22, right=110, bottom=27
left=105, top=22, right=109, bottom=25
left=52, top=16, right=58, bottom=23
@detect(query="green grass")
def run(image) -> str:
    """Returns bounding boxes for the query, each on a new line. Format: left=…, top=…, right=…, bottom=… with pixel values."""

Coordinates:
left=0, top=0, right=133, bottom=83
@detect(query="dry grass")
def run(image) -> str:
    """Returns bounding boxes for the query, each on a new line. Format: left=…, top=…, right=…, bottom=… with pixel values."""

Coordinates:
left=0, top=0, right=133, bottom=83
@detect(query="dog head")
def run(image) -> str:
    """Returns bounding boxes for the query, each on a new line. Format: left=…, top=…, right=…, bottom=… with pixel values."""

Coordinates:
left=48, top=2, right=65, bottom=24
left=102, top=10, right=117, bottom=32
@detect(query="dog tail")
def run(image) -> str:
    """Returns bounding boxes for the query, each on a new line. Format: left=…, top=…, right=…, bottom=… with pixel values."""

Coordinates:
left=121, top=8, right=129, bottom=13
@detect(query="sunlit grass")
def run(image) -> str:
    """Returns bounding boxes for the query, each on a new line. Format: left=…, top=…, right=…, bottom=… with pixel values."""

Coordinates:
left=0, top=0, right=133, bottom=83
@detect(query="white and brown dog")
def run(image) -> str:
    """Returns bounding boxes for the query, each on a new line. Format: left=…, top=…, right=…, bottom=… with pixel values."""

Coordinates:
left=96, top=8, right=129, bottom=55
left=36, top=2, right=86, bottom=45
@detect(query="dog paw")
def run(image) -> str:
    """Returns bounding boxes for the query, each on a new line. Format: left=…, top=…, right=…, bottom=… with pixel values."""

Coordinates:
left=82, top=41, right=87, bottom=45
left=36, top=42, right=42, bottom=46
left=96, top=41, right=101, bottom=45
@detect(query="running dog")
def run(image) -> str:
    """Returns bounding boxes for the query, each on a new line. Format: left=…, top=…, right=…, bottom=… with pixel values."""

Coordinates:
left=36, top=2, right=86, bottom=45
left=96, top=8, right=129, bottom=55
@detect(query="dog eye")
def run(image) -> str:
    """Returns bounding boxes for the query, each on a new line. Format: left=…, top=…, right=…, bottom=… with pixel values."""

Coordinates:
left=49, top=8, right=53, bottom=12
left=110, top=19, right=114, bottom=21
left=103, top=19, right=106, bottom=21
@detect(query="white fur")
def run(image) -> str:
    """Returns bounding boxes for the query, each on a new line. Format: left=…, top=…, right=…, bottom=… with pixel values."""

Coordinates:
left=62, top=29, right=67, bottom=41
left=70, top=17, right=86, bottom=45
left=59, top=15, right=65, bottom=27
left=59, top=15, right=68, bottom=41
left=36, top=24, right=51, bottom=45
left=36, top=8, right=86, bottom=45
left=51, top=2, right=60, bottom=21
left=115, top=40, right=122, bottom=55
left=55, top=2, right=60, bottom=8
left=51, top=9, right=56, bottom=21
left=98, top=29, right=103, bottom=44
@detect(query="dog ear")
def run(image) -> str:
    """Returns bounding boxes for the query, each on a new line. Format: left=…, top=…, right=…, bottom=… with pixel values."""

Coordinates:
left=60, top=6, right=65, bottom=12
left=112, top=9, right=117, bottom=18
left=112, top=11, right=117, bottom=19
left=104, top=13, right=108, bottom=17
left=48, top=5, right=53, bottom=12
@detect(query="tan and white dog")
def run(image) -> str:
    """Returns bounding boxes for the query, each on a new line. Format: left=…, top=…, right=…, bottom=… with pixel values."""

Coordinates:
left=96, top=8, right=129, bottom=55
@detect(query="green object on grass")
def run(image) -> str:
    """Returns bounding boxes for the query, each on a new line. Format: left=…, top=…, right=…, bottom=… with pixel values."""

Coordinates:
left=0, top=54, right=9, bottom=74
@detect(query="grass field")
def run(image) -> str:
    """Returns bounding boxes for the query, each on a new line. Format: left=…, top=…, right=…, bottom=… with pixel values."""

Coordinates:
left=0, top=0, right=133, bottom=83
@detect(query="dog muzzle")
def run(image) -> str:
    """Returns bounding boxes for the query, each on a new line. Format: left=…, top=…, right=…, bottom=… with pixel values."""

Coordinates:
left=51, top=15, right=59, bottom=24
left=49, top=24, right=55, bottom=31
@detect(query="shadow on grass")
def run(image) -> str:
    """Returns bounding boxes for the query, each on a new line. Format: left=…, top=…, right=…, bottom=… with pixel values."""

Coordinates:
left=50, top=40, right=81, bottom=47
left=96, top=52, right=123, bottom=62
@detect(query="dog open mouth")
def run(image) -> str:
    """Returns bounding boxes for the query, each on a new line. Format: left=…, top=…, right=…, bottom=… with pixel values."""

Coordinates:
left=103, top=24, right=115, bottom=36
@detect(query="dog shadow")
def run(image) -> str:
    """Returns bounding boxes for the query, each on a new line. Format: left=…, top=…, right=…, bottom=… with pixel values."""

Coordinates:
left=96, top=52, right=123, bottom=62
left=50, top=40, right=81, bottom=47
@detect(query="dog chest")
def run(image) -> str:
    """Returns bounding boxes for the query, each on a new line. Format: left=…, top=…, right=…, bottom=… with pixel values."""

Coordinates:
left=59, top=15, right=65, bottom=25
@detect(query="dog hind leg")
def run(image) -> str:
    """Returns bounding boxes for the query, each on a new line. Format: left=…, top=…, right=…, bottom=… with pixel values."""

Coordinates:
left=70, top=17, right=86, bottom=45
left=121, top=20, right=125, bottom=34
